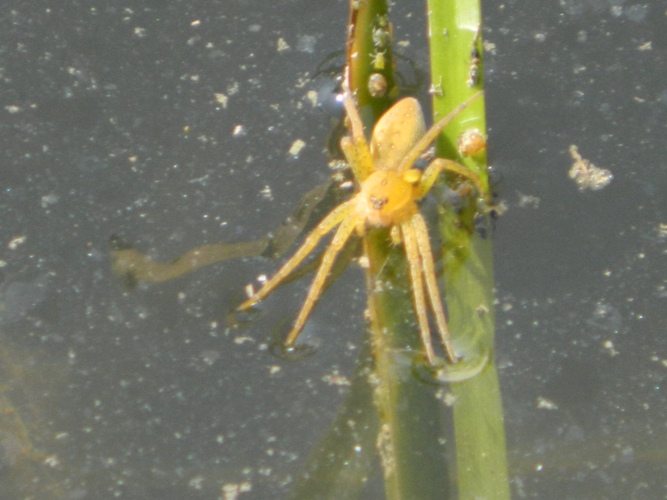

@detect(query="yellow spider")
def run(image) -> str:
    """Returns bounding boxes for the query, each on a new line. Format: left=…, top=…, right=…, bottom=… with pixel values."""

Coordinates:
left=238, top=87, right=485, bottom=366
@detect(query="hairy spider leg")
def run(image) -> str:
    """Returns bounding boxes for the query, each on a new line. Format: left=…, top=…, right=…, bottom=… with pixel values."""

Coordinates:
left=239, top=200, right=355, bottom=311
left=410, top=212, right=458, bottom=362
left=400, top=218, right=437, bottom=364
left=283, top=213, right=358, bottom=346
left=340, top=93, right=374, bottom=182
left=416, top=158, right=486, bottom=200
left=397, top=91, right=484, bottom=173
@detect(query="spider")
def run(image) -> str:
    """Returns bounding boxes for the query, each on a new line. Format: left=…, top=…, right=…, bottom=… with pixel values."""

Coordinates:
left=238, top=86, right=485, bottom=366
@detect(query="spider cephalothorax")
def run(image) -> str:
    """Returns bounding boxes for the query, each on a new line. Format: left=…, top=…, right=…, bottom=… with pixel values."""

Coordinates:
left=238, top=85, right=484, bottom=366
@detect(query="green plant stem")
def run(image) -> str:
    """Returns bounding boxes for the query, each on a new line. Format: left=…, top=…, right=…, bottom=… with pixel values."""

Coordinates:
left=346, top=1, right=457, bottom=498
left=427, top=0, right=510, bottom=498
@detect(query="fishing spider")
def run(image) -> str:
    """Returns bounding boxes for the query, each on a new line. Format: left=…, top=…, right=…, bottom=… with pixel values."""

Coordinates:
left=239, top=88, right=485, bottom=365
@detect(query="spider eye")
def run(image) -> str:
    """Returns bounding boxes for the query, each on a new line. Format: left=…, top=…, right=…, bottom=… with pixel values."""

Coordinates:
left=370, top=195, right=389, bottom=210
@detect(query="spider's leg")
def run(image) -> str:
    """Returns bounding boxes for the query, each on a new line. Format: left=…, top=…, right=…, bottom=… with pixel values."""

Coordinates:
left=284, top=211, right=358, bottom=346
left=400, top=220, right=436, bottom=365
left=415, top=158, right=486, bottom=200
left=397, top=91, right=483, bottom=173
left=341, top=93, right=374, bottom=182
left=410, top=213, right=458, bottom=363
left=239, top=200, right=355, bottom=311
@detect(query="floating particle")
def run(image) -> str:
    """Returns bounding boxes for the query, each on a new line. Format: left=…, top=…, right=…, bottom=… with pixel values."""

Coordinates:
left=296, top=35, right=316, bottom=53
left=568, top=145, right=613, bottom=191
left=260, top=185, right=273, bottom=201
left=7, top=235, right=26, bottom=250
left=214, top=93, right=228, bottom=108
left=536, top=397, right=558, bottom=410
left=287, top=139, right=306, bottom=158
left=276, top=37, right=290, bottom=52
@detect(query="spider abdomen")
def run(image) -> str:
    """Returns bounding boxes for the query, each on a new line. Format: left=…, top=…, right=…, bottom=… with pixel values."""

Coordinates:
left=357, top=170, right=418, bottom=227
